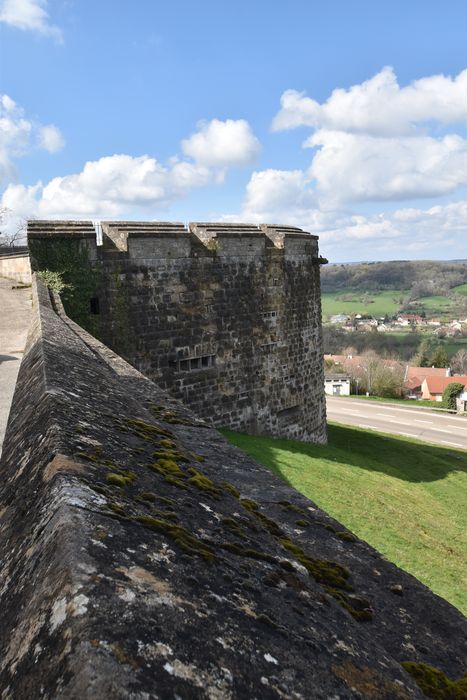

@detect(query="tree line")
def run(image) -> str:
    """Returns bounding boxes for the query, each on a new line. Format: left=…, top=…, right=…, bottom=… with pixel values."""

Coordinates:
left=322, top=260, right=467, bottom=294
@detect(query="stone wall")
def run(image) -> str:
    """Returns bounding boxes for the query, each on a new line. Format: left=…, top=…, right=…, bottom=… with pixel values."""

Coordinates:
left=0, top=249, right=31, bottom=284
left=28, top=220, right=327, bottom=443
left=0, top=274, right=465, bottom=698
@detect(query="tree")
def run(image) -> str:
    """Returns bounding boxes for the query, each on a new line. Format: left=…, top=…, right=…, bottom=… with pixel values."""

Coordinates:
left=429, top=345, right=449, bottom=368
left=412, top=336, right=436, bottom=367
left=0, top=207, right=26, bottom=247
left=442, top=383, right=464, bottom=411
left=350, top=351, right=404, bottom=398
left=451, top=349, right=467, bottom=374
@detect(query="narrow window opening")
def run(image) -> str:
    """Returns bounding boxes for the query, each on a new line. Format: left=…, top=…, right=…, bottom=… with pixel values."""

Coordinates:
left=90, top=297, right=100, bottom=315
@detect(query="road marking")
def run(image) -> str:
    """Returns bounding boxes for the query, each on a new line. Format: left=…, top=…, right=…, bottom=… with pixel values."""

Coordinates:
left=327, top=399, right=467, bottom=423
left=440, top=440, right=463, bottom=447
left=413, top=419, right=432, bottom=425
left=433, top=428, right=455, bottom=435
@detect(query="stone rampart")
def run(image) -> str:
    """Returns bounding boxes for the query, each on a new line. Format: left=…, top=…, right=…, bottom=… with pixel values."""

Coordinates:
left=0, top=274, right=465, bottom=698
left=0, top=248, right=31, bottom=284
left=28, top=220, right=327, bottom=443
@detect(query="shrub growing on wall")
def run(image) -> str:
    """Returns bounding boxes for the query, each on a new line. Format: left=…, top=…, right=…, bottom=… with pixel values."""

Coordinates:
left=37, top=270, right=69, bottom=294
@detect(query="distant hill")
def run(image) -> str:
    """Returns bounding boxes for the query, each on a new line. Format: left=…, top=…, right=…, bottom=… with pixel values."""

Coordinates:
left=321, top=260, right=467, bottom=294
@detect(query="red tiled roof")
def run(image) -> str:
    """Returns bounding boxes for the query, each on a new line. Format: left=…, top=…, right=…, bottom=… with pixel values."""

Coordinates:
left=423, top=376, right=467, bottom=395
left=407, top=366, right=449, bottom=380
left=404, top=376, right=423, bottom=390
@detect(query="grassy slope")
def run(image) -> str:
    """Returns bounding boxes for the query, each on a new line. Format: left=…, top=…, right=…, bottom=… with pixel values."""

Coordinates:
left=321, top=290, right=407, bottom=319
left=223, top=424, right=467, bottom=614
left=453, top=283, right=467, bottom=296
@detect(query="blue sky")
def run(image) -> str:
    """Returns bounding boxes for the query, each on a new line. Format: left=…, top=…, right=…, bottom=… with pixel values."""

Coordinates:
left=1, top=0, right=467, bottom=261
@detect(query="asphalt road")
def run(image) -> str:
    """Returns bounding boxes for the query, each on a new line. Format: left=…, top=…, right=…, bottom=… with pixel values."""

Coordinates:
left=326, top=395, right=467, bottom=451
left=0, top=276, right=31, bottom=457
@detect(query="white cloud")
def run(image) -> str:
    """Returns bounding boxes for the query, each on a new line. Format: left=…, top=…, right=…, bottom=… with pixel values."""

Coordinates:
left=1, top=154, right=211, bottom=219
left=228, top=164, right=467, bottom=260
left=0, top=94, right=65, bottom=183
left=39, top=124, right=65, bottom=153
left=306, top=129, right=467, bottom=204
left=270, top=67, right=467, bottom=207
left=272, top=66, right=467, bottom=137
left=182, top=118, right=260, bottom=168
left=318, top=200, right=467, bottom=260
left=0, top=0, right=62, bottom=41
left=241, top=169, right=316, bottom=221
left=1, top=117, right=260, bottom=221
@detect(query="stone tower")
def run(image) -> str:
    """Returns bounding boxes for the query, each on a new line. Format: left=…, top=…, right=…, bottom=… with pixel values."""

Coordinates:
left=28, top=220, right=327, bottom=443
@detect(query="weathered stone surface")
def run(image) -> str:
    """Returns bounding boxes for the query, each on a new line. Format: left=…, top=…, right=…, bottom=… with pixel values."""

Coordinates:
left=28, top=220, right=327, bottom=444
left=0, top=276, right=465, bottom=698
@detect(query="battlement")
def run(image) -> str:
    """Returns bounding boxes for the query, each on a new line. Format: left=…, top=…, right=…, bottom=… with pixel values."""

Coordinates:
left=27, top=220, right=96, bottom=238
left=27, top=219, right=325, bottom=261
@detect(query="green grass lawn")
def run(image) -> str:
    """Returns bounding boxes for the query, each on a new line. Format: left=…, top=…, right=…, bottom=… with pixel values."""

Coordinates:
left=321, top=289, right=407, bottom=320
left=223, top=423, right=467, bottom=614
left=345, top=395, right=455, bottom=410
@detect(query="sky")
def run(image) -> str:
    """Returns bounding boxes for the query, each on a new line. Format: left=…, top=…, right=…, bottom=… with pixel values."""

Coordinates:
left=1, top=0, right=467, bottom=262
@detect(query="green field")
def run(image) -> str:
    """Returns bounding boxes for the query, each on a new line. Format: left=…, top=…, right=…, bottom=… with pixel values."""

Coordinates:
left=453, top=283, right=467, bottom=296
left=411, top=295, right=461, bottom=318
left=322, top=287, right=467, bottom=322
left=439, top=337, right=467, bottom=356
left=224, top=424, right=467, bottom=614
left=321, top=289, right=407, bottom=320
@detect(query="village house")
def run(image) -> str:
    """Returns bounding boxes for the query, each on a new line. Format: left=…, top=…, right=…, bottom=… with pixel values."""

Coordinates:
left=394, top=314, right=426, bottom=327
left=324, top=374, right=351, bottom=396
left=329, top=314, right=349, bottom=324
left=420, top=375, right=467, bottom=403
left=403, top=366, right=451, bottom=399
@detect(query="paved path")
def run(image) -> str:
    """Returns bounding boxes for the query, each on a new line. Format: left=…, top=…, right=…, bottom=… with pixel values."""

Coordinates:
left=0, top=276, right=32, bottom=457
left=326, top=395, right=467, bottom=451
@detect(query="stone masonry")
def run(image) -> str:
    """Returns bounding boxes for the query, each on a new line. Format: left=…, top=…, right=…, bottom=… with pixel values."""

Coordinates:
left=28, top=220, right=328, bottom=443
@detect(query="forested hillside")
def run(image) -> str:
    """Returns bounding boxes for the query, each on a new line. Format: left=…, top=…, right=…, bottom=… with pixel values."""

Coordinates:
left=321, top=260, right=467, bottom=294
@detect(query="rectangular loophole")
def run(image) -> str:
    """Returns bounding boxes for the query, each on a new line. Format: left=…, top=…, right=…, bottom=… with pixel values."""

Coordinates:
left=90, top=297, right=100, bottom=315
left=174, top=355, right=216, bottom=372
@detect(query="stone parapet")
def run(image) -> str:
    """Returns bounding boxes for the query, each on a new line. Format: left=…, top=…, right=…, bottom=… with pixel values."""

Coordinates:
left=0, top=250, right=31, bottom=284
left=0, top=274, right=465, bottom=697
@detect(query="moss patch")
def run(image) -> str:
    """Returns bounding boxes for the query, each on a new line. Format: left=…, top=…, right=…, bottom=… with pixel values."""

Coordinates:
left=106, top=473, right=130, bottom=488
left=401, top=662, right=467, bottom=699
left=126, top=418, right=173, bottom=441
left=135, top=516, right=214, bottom=562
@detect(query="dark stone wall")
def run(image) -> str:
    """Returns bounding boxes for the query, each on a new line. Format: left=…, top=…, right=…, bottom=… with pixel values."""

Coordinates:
left=28, top=221, right=327, bottom=443
left=0, top=275, right=465, bottom=698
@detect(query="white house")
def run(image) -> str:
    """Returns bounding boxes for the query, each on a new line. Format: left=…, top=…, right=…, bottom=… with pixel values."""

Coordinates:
left=324, top=375, right=351, bottom=396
